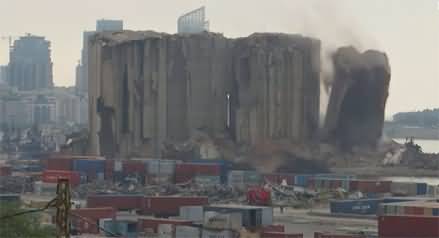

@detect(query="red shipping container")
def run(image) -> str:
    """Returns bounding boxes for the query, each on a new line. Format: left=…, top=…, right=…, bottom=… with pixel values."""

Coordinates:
left=104, top=160, right=114, bottom=180
left=314, top=232, right=364, bottom=238
left=137, top=218, right=192, bottom=234
left=122, top=160, right=146, bottom=175
left=349, top=180, right=391, bottom=193
left=42, top=170, right=81, bottom=187
left=45, top=158, right=73, bottom=171
left=0, top=166, right=12, bottom=176
left=142, top=196, right=209, bottom=217
left=263, top=225, right=285, bottom=233
left=262, top=232, right=303, bottom=238
left=175, top=163, right=221, bottom=183
left=87, top=194, right=143, bottom=211
left=378, top=215, right=439, bottom=238
left=71, top=207, right=115, bottom=234
left=404, top=206, right=426, bottom=215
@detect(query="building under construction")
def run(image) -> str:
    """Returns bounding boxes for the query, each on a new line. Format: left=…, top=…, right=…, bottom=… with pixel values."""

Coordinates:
left=87, top=31, right=321, bottom=158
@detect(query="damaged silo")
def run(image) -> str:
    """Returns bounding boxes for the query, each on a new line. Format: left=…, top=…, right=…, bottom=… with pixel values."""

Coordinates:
left=87, top=31, right=321, bottom=158
left=324, top=47, right=391, bottom=150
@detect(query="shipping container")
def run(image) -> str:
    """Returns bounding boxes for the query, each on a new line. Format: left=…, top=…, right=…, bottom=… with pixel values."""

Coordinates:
left=417, top=183, right=428, bottom=195
left=261, top=232, right=303, bottom=238
left=45, top=158, right=73, bottom=171
left=330, top=198, right=382, bottom=215
left=263, top=225, right=285, bottom=233
left=379, top=201, right=439, bottom=217
left=102, top=219, right=138, bottom=237
left=202, top=229, right=235, bottom=238
left=145, top=174, right=174, bottom=185
left=122, top=160, right=147, bottom=175
left=203, top=211, right=243, bottom=230
left=87, top=194, right=144, bottom=211
left=142, top=196, right=209, bottom=217
left=314, top=232, right=365, bottom=238
left=309, top=178, right=350, bottom=191
left=194, top=176, right=221, bottom=186
left=390, top=182, right=419, bottom=196
left=349, top=180, right=391, bottom=193
left=204, top=204, right=273, bottom=228
left=0, top=194, right=20, bottom=203
left=180, top=206, right=204, bottom=223
left=71, top=207, right=116, bottom=234
left=175, top=225, right=201, bottom=238
left=145, top=159, right=177, bottom=175
left=73, top=159, right=105, bottom=181
left=294, top=174, right=313, bottom=187
left=137, top=218, right=192, bottom=234
left=42, top=170, right=81, bottom=187
left=175, top=163, right=221, bottom=184
left=427, top=185, right=439, bottom=197
left=378, top=215, right=439, bottom=238
left=228, top=170, right=263, bottom=189
left=104, top=159, right=114, bottom=180
left=188, top=159, right=232, bottom=184
left=0, top=166, right=12, bottom=176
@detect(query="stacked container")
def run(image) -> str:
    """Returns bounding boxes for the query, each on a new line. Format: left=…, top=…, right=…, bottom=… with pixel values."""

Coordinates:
left=390, top=181, right=428, bottom=196
left=175, top=163, right=221, bottom=185
left=228, top=170, right=262, bottom=189
left=204, top=205, right=273, bottom=228
left=42, top=170, right=81, bottom=187
left=72, top=159, right=105, bottom=182
left=329, top=198, right=382, bottom=215
left=144, top=159, right=177, bottom=185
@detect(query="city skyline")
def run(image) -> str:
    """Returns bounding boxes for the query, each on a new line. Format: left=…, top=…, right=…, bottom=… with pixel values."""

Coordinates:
left=0, top=0, right=438, bottom=116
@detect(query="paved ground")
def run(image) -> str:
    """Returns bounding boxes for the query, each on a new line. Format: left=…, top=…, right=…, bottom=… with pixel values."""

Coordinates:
left=274, top=208, right=377, bottom=238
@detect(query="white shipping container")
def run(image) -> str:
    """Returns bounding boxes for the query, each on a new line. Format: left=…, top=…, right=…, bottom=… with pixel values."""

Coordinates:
left=158, top=224, right=173, bottom=238
left=203, top=211, right=242, bottom=231
left=176, top=225, right=201, bottom=238
left=202, top=229, right=235, bottom=238
left=391, top=182, right=417, bottom=196
left=146, top=160, right=176, bottom=175
left=180, top=206, right=204, bottom=223
left=260, top=206, right=273, bottom=226
left=114, top=161, right=122, bottom=172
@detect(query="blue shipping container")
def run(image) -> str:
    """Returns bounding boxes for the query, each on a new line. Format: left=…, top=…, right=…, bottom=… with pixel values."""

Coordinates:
left=433, top=208, right=439, bottom=216
left=103, top=220, right=137, bottom=238
left=73, top=159, right=105, bottom=173
left=330, top=199, right=382, bottom=215
left=416, top=183, right=428, bottom=195
left=295, top=175, right=312, bottom=187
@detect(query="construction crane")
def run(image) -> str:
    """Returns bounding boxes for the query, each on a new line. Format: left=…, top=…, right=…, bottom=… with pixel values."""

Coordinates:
left=0, top=35, right=18, bottom=49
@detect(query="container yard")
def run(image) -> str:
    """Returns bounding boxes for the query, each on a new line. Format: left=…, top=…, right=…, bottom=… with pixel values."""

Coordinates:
left=1, top=154, right=438, bottom=237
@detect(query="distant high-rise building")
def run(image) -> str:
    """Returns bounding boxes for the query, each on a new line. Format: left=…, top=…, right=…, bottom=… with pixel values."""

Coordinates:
left=178, top=7, right=209, bottom=34
left=96, top=19, right=123, bottom=32
left=8, top=34, right=53, bottom=90
left=0, top=65, right=7, bottom=84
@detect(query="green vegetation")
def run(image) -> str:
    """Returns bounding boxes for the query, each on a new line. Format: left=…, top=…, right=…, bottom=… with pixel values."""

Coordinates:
left=0, top=202, right=56, bottom=238
left=393, top=108, right=439, bottom=128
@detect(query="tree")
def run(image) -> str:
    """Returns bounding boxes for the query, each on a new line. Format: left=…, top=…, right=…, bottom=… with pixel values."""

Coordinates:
left=0, top=202, right=56, bottom=238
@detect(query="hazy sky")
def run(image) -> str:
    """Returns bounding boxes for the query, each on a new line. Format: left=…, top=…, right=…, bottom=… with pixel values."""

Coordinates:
left=0, top=0, right=438, bottom=117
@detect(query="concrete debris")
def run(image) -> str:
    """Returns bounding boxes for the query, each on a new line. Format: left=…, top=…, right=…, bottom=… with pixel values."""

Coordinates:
left=87, top=31, right=321, bottom=158
left=324, top=47, right=391, bottom=150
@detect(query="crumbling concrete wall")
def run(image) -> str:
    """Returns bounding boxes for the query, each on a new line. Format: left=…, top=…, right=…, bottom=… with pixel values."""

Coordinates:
left=88, top=31, right=320, bottom=158
left=324, top=47, right=391, bottom=150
